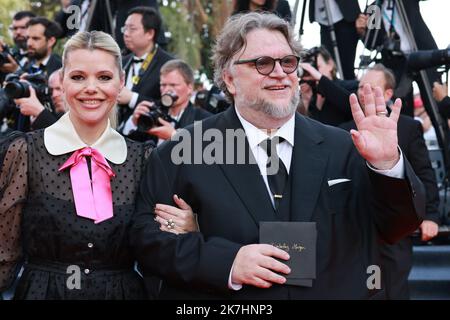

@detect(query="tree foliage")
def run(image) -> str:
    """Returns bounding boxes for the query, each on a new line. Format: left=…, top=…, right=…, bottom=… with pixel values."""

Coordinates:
left=159, top=1, right=202, bottom=72
left=0, top=0, right=29, bottom=45
left=159, top=0, right=233, bottom=80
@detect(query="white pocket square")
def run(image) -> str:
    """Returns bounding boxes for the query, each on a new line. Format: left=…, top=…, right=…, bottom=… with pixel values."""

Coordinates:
left=328, top=178, right=351, bottom=187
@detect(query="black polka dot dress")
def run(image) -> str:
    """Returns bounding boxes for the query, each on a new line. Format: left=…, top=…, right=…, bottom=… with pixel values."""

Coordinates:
left=0, top=130, right=153, bottom=299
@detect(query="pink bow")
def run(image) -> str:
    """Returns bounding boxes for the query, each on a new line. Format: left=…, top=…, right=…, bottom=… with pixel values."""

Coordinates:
left=59, top=147, right=116, bottom=224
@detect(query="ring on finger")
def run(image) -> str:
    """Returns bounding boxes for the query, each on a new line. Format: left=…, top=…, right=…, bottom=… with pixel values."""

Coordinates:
left=376, top=110, right=388, bottom=116
left=166, top=218, right=176, bottom=229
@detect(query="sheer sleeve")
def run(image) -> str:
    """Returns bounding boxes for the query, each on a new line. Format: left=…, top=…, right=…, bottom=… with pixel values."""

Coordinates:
left=0, top=132, right=28, bottom=292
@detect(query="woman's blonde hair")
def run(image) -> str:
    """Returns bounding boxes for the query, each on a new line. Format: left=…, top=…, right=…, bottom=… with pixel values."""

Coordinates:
left=61, top=31, right=123, bottom=128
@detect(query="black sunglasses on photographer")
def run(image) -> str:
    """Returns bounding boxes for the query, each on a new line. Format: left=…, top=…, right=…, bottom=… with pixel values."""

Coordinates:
left=233, top=55, right=300, bottom=76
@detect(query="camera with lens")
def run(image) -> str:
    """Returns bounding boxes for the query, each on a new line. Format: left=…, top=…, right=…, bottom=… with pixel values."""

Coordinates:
left=300, top=47, right=320, bottom=75
left=196, top=85, right=230, bottom=115
left=137, top=92, right=178, bottom=132
left=299, top=47, right=321, bottom=89
left=4, top=72, right=50, bottom=100
left=0, top=71, right=52, bottom=131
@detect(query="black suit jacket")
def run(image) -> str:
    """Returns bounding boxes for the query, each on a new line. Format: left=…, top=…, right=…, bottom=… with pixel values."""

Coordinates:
left=176, top=103, right=212, bottom=129
left=118, top=46, right=173, bottom=125
left=438, top=97, right=450, bottom=119
left=131, top=107, right=425, bottom=299
left=309, top=0, right=361, bottom=23
left=308, top=76, right=353, bottom=126
left=44, top=54, right=62, bottom=77
left=31, top=109, right=62, bottom=131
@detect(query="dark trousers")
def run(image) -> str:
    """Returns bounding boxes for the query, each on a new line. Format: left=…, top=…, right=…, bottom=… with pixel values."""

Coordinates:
left=320, top=20, right=359, bottom=80
left=379, top=238, right=413, bottom=300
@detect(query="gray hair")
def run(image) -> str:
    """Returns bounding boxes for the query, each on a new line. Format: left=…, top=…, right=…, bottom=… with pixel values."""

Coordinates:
left=160, top=59, right=194, bottom=85
left=212, top=12, right=302, bottom=103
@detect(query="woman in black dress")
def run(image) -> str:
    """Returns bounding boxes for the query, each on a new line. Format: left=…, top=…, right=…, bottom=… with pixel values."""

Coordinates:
left=0, top=31, right=194, bottom=299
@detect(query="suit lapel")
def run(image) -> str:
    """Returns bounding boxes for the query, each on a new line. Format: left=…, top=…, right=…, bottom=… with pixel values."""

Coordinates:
left=290, top=115, right=328, bottom=222
left=217, top=108, right=277, bottom=225
left=177, top=104, right=195, bottom=129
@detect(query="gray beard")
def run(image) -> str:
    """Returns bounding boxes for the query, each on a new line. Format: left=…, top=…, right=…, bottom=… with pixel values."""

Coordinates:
left=243, top=87, right=300, bottom=119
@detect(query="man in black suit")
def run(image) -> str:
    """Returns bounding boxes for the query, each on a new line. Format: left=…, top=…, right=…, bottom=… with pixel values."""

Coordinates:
left=116, top=6, right=173, bottom=128
left=340, top=64, right=439, bottom=299
left=121, top=59, right=211, bottom=144
left=113, top=0, right=167, bottom=50
left=4, top=17, right=62, bottom=133
left=13, top=70, right=65, bottom=131
left=309, top=0, right=360, bottom=80
left=130, top=12, right=425, bottom=299
left=24, top=17, right=62, bottom=77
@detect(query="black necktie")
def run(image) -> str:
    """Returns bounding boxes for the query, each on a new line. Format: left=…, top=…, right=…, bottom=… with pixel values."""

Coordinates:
left=260, top=137, right=288, bottom=210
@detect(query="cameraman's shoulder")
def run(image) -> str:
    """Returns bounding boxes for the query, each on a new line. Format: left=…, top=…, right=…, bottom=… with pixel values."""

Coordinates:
left=193, top=106, right=213, bottom=120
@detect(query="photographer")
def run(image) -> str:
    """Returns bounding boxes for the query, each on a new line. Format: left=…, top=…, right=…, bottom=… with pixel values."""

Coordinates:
left=117, top=6, right=173, bottom=128
left=0, top=11, right=36, bottom=81
left=23, top=17, right=62, bottom=76
left=1, top=69, right=60, bottom=133
left=13, top=70, right=64, bottom=130
left=300, top=46, right=353, bottom=126
left=121, top=59, right=211, bottom=143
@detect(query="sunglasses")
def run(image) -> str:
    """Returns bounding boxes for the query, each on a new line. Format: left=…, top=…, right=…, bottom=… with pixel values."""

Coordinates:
left=233, top=55, right=300, bottom=75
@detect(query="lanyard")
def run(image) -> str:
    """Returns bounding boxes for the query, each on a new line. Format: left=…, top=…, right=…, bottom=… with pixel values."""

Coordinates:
left=132, top=45, right=157, bottom=86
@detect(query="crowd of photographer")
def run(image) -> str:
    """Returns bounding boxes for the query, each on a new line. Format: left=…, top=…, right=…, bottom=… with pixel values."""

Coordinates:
left=0, top=12, right=63, bottom=134
left=0, top=0, right=449, bottom=301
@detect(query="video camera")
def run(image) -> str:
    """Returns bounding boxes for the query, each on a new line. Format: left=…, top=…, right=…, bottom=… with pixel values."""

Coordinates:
left=137, top=92, right=178, bottom=132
